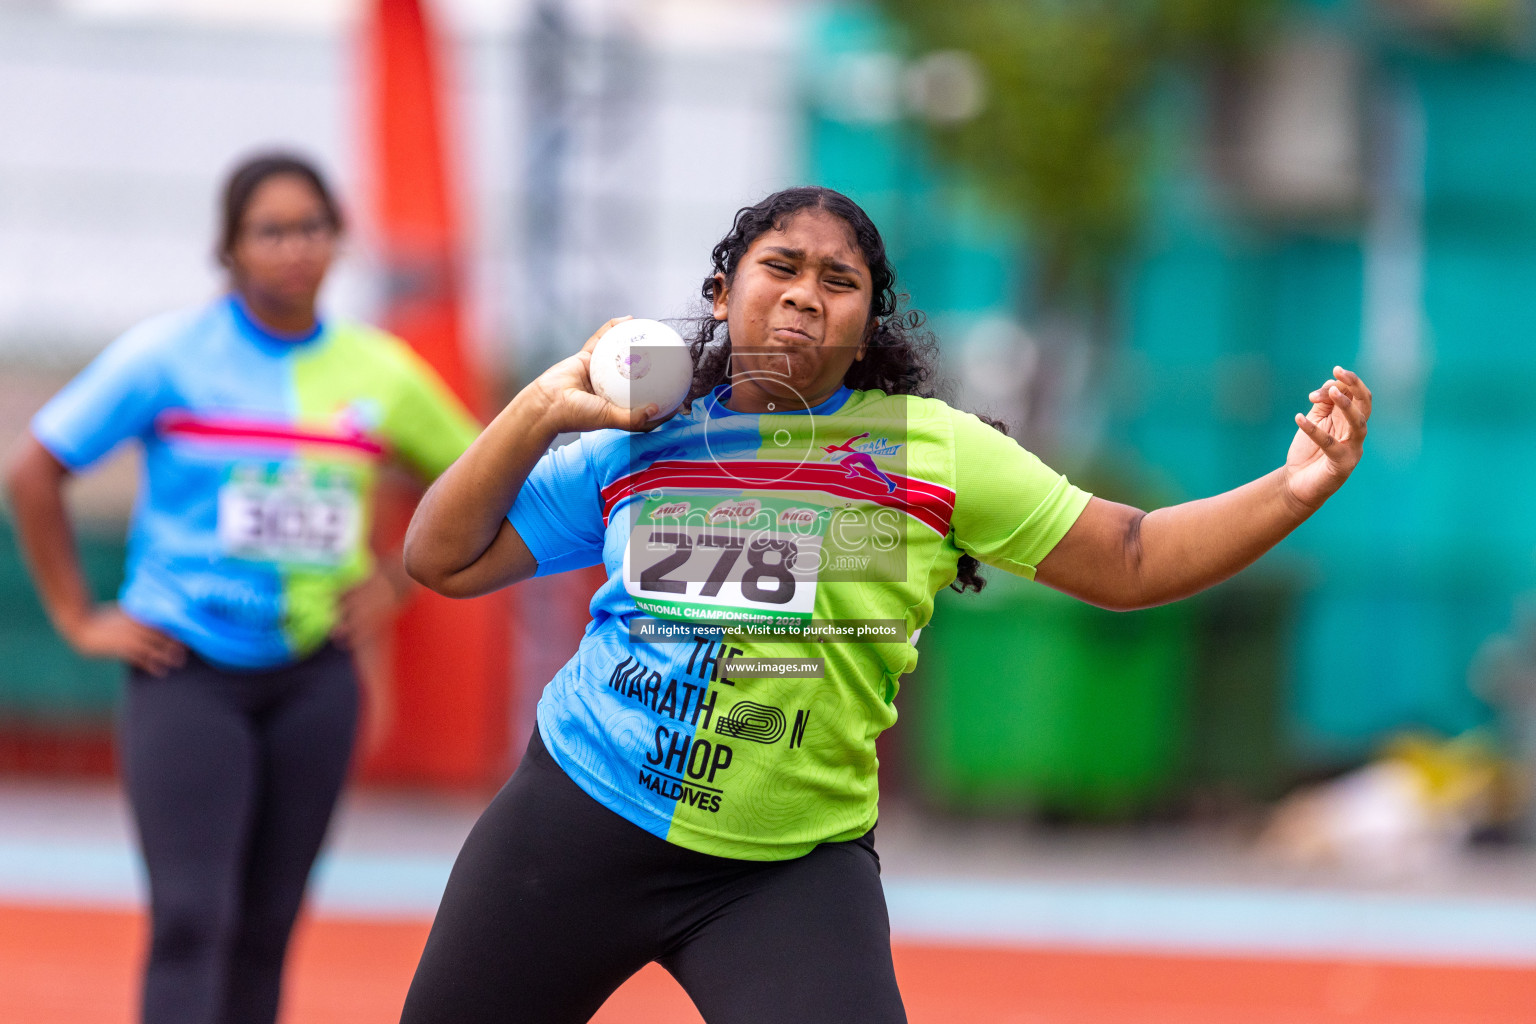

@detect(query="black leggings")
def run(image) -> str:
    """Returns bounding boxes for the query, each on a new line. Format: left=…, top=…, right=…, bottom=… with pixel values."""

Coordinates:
left=400, top=731, right=907, bottom=1024
left=120, top=643, right=358, bottom=1024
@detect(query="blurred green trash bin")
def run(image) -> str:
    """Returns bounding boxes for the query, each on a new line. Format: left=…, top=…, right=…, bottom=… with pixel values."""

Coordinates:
left=0, top=520, right=127, bottom=726
left=911, top=572, right=1193, bottom=818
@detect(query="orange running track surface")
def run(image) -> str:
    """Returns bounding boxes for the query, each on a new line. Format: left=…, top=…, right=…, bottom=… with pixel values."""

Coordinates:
left=3, top=903, right=1534, bottom=1024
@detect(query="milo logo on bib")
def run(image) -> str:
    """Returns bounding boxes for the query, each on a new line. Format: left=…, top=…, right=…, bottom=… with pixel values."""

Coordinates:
left=709, top=499, right=762, bottom=524
left=778, top=506, right=819, bottom=527
left=621, top=493, right=825, bottom=628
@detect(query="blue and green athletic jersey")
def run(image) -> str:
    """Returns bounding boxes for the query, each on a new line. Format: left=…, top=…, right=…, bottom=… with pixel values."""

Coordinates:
left=510, top=384, right=1090, bottom=860
left=32, top=296, right=480, bottom=669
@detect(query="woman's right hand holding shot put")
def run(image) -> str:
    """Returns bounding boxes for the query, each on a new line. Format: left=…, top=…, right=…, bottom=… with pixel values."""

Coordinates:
left=404, top=317, right=660, bottom=599
left=531, top=316, right=662, bottom=435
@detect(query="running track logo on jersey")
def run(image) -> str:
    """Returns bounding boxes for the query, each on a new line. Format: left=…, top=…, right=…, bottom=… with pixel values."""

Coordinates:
left=820, top=434, right=902, bottom=494
left=715, top=701, right=787, bottom=744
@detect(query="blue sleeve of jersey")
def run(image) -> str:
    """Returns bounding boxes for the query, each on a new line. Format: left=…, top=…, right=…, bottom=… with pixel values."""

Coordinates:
left=31, top=317, right=176, bottom=470
left=507, top=435, right=607, bottom=577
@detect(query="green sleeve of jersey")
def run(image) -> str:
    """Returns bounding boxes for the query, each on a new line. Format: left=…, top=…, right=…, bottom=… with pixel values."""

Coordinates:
left=377, top=339, right=482, bottom=480
left=948, top=407, right=1091, bottom=579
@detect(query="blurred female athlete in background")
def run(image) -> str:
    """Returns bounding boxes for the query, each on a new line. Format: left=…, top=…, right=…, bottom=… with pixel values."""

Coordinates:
left=5, top=153, right=480, bottom=1024
left=399, top=186, right=1370, bottom=1023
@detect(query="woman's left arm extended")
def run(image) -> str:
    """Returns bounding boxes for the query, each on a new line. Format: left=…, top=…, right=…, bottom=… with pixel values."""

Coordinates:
left=1035, top=366, right=1371, bottom=612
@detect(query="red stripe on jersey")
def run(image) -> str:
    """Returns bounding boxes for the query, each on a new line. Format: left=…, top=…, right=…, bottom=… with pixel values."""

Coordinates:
left=155, top=411, right=386, bottom=457
left=600, top=460, right=955, bottom=535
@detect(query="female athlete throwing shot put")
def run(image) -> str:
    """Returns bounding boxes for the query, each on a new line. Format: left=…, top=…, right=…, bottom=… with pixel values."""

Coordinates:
left=400, top=187, right=1370, bottom=1023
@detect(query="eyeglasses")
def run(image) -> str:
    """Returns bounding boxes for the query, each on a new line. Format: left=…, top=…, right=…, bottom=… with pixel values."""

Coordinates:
left=242, top=217, right=336, bottom=248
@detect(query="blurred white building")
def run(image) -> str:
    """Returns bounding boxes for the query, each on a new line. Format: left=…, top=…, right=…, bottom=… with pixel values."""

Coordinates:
left=0, top=0, right=805, bottom=371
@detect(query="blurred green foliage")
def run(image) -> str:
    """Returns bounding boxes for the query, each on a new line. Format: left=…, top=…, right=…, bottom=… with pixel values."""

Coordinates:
left=874, top=0, right=1282, bottom=312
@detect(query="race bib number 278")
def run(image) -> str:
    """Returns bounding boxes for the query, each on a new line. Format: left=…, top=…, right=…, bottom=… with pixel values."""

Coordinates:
left=621, top=495, right=824, bottom=628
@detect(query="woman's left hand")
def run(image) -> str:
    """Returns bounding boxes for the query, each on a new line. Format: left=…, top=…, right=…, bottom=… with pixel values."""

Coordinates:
left=331, top=566, right=410, bottom=649
left=1283, top=366, right=1372, bottom=513
left=333, top=566, right=410, bottom=756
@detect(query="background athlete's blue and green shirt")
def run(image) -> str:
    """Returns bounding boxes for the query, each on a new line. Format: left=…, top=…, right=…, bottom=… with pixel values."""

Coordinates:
left=32, top=296, right=480, bottom=669
left=511, top=384, right=1090, bottom=860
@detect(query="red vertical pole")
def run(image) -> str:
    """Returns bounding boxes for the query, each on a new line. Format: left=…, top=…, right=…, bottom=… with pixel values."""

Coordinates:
left=360, top=0, right=512, bottom=787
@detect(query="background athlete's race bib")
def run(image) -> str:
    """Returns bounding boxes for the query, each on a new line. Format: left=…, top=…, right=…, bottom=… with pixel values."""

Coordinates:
left=621, top=493, right=824, bottom=627
left=217, top=464, right=361, bottom=567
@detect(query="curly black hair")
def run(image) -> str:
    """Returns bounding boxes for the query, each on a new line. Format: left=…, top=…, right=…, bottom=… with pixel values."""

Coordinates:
left=683, top=185, right=1005, bottom=594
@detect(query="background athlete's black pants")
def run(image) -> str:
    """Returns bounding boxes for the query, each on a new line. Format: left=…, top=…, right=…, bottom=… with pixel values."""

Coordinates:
left=400, top=731, right=908, bottom=1024
left=121, top=644, right=357, bottom=1024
